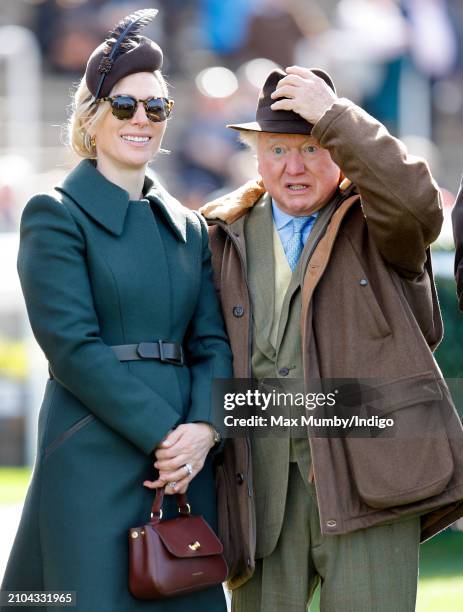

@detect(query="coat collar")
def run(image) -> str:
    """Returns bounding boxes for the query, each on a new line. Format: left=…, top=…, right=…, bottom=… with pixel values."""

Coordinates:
left=147, top=181, right=187, bottom=243
left=200, top=178, right=266, bottom=224
left=56, top=159, right=186, bottom=242
left=200, top=176, right=354, bottom=225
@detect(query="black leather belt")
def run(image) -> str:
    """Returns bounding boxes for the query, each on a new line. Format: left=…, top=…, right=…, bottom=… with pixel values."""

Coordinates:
left=48, top=341, right=185, bottom=380
left=111, top=341, right=184, bottom=366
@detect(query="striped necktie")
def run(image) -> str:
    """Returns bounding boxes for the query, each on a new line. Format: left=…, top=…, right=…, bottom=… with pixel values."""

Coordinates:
left=286, top=216, right=314, bottom=271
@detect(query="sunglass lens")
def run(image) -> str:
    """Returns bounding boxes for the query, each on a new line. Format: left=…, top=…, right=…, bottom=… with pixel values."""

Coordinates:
left=111, top=96, right=137, bottom=120
left=145, top=99, right=171, bottom=122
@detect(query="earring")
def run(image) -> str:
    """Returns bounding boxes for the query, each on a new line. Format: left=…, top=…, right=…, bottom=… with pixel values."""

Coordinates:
left=90, top=135, right=96, bottom=148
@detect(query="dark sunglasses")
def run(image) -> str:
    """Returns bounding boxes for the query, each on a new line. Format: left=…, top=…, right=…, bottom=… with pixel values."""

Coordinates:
left=100, top=95, right=174, bottom=122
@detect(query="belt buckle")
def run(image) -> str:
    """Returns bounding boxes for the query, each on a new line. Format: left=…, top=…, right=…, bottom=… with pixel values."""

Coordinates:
left=158, top=340, right=184, bottom=366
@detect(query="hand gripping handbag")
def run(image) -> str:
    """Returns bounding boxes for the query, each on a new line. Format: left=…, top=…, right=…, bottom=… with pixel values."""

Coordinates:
left=129, top=486, right=228, bottom=599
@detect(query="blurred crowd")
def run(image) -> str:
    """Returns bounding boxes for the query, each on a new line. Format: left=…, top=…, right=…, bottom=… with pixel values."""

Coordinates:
left=0, top=0, right=463, bottom=246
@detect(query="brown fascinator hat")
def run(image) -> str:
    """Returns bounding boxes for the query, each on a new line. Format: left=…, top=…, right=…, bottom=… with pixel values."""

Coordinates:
left=85, top=9, right=163, bottom=100
left=227, top=68, right=336, bottom=135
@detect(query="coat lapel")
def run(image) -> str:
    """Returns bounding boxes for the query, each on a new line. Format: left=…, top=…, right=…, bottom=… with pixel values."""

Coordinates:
left=147, top=181, right=187, bottom=243
left=56, top=160, right=187, bottom=242
left=56, top=160, right=133, bottom=236
left=245, top=193, right=277, bottom=356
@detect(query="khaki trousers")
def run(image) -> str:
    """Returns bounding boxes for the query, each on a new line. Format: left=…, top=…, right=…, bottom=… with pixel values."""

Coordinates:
left=232, top=463, right=420, bottom=612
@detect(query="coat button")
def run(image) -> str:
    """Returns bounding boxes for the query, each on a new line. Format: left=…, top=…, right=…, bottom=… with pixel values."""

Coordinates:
left=359, top=279, right=368, bottom=286
left=326, top=519, right=337, bottom=528
left=233, top=305, right=244, bottom=317
left=236, top=473, right=244, bottom=485
left=279, top=367, right=289, bottom=377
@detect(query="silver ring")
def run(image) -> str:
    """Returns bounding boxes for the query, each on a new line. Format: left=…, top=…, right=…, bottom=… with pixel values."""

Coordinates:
left=168, top=481, right=177, bottom=488
left=184, top=463, right=193, bottom=476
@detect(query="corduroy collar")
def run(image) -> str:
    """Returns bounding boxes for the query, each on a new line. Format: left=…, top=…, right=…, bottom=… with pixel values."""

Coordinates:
left=56, top=159, right=186, bottom=242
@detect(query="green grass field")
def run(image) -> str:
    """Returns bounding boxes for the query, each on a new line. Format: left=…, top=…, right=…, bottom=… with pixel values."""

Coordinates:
left=416, top=531, right=463, bottom=611
left=1, top=468, right=462, bottom=610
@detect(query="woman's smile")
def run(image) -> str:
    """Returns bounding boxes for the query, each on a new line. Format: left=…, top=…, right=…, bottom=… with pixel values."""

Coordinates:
left=120, top=133, right=152, bottom=146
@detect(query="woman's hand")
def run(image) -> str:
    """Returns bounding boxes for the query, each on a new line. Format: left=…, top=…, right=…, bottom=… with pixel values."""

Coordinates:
left=143, top=423, right=215, bottom=495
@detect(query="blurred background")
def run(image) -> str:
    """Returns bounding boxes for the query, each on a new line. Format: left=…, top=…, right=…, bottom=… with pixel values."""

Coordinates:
left=0, top=0, right=462, bottom=609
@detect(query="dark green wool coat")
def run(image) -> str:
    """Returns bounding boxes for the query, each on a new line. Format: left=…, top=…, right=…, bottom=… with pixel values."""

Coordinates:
left=1, top=159, right=232, bottom=611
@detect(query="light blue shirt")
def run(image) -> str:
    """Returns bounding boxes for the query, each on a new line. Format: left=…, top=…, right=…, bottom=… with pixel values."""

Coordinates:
left=271, top=200, right=318, bottom=261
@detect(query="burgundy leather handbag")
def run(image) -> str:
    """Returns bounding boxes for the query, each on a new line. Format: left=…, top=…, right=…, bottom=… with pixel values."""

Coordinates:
left=128, top=487, right=228, bottom=599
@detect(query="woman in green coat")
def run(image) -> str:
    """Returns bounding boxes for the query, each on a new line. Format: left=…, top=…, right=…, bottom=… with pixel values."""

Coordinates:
left=1, top=10, right=231, bottom=612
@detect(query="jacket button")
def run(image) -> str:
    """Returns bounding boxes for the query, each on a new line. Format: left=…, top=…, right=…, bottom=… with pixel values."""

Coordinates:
left=279, top=367, right=289, bottom=377
left=233, top=306, right=244, bottom=317
left=236, top=473, right=244, bottom=485
left=326, top=519, right=337, bottom=528
left=359, top=279, right=368, bottom=286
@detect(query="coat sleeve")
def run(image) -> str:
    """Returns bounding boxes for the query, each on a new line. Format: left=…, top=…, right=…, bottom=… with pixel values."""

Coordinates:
left=452, top=177, right=463, bottom=311
left=312, top=99, right=443, bottom=278
left=184, top=212, right=233, bottom=425
left=18, top=194, right=183, bottom=454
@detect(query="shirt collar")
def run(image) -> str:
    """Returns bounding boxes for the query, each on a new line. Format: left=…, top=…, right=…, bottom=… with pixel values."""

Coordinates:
left=271, top=199, right=318, bottom=229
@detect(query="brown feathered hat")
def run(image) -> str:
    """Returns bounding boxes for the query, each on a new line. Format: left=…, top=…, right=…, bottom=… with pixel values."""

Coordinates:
left=85, top=9, right=163, bottom=100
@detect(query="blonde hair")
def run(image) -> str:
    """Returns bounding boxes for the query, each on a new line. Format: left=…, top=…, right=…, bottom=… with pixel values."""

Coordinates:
left=68, top=71, right=169, bottom=159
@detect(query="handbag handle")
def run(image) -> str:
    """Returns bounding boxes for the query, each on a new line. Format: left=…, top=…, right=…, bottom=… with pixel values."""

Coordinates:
left=150, top=487, right=191, bottom=523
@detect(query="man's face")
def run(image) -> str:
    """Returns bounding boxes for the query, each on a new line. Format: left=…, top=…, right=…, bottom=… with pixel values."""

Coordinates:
left=256, top=132, right=341, bottom=216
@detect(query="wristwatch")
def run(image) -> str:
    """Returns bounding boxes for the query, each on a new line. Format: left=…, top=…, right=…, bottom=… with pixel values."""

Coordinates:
left=197, top=421, right=222, bottom=446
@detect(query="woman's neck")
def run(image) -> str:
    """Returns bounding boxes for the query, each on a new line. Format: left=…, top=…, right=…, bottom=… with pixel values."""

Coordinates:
left=96, top=158, right=146, bottom=200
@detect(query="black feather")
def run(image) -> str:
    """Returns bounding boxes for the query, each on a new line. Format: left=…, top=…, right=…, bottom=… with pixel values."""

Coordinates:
left=93, top=8, right=158, bottom=99
left=104, top=8, right=159, bottom=60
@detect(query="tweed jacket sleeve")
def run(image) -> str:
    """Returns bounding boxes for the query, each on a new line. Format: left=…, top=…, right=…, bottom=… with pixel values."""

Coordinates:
left=18, top=194, right=184, bottom=454
left=312, top=99, right=443, bottom=278
left=184, top=212, right=233, bottom=424
left=452, top=177, right=463, bottom=311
